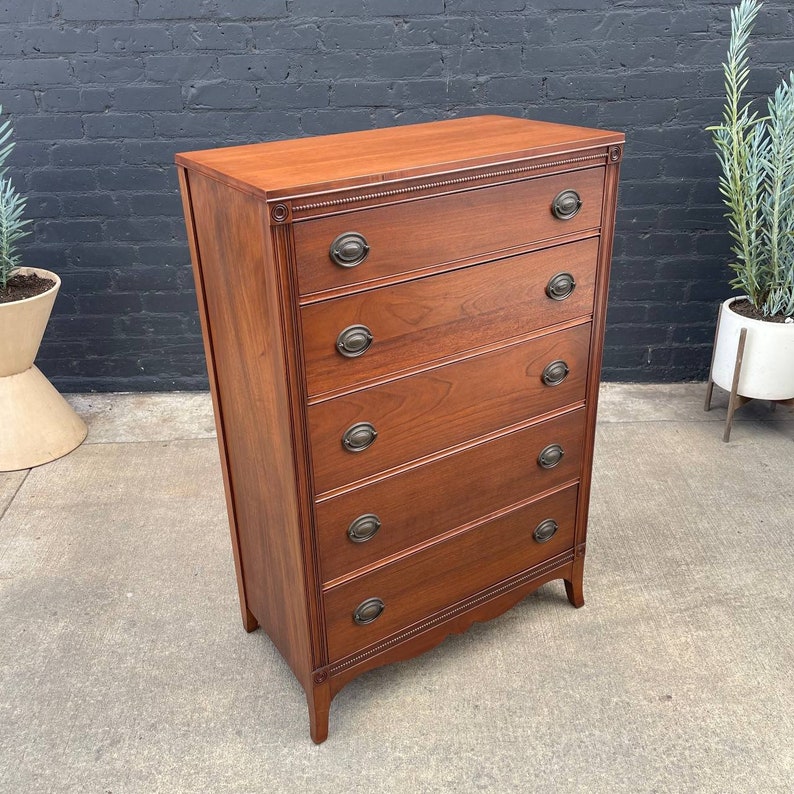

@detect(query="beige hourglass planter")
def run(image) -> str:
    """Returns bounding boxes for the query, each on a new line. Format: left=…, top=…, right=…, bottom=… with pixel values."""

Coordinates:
left=0, top=267, right=87, bottom=471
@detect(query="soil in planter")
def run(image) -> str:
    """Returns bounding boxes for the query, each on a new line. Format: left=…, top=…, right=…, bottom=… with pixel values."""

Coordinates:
left=730, top=298, right=792, bottom=324
left=0, top=273, right=56, bottom=304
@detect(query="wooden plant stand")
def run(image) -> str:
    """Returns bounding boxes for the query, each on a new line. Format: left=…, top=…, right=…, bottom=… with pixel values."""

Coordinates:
left=704, top=303, right=794, bottom=442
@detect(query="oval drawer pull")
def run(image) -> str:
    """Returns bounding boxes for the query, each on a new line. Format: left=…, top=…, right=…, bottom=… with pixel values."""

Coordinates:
left=336, top=324, right=373, bottom=357
left=342, top=422, right=378, bottom=453
left=541, top=359, right=570, bottom=387
left=551, top=189, right=582, bottom=220
left=537, top=443, right=565, bottom=469
left=353, top=597, right=385, bottom=625
left=329, top=231, right=370, bottom=267
left=533, top=518, right=559, bottom=543
left=347, top=513, right=382, bottom=543
left=546, top=271, right=576, bottom=301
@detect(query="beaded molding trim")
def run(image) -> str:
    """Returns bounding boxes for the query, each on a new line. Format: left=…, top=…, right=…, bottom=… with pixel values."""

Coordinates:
left=291, top=152, right=608, bottom=214
left=327, top=551, right=575, bottom=676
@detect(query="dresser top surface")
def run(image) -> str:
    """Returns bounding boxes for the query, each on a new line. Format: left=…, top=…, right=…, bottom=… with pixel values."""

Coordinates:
left=176, top=115, right=623, bottom=199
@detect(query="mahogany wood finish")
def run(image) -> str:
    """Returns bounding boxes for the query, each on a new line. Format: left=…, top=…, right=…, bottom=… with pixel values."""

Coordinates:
left=316, top=407, right=586, bottom=585
left=301, top=237, right=598, bottom=396
left=309, top=322, right=591, bottom=495
left=323, top=485, right=579, bottom=661
left=177, top=115, right=623, bottom=744
left=293, top=168, right=605, bottom=296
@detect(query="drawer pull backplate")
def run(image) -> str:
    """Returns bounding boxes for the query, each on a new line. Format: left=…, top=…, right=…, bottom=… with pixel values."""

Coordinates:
left=533, top=518, right=559, bottom=543
left=546, top=271, right=576, bottom=301
left=542, top=360, right=570, bottom=387
left=329, top=231, right=370, bottom=267
left=552, top=189, right=582, bottom=220
left=354, top=597, right=385, bottom=625
left=347, top=513, right=382, bottom=543
left=336, top=324, right=373, bottom=357
left=538, top=443, right=565, bottom=469
left=342, top=422, right=378, bottom=453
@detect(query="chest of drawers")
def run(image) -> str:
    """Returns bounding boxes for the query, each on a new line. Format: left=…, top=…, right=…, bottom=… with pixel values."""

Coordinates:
left=176, top=115, right=623, bottom=743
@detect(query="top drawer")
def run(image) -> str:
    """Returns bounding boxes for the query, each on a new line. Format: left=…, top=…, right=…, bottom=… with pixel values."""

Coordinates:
left=292, top=167, right=605, bottom=296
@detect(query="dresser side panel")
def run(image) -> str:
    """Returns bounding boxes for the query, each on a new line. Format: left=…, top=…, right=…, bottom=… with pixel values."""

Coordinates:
left=178, top=167, right=256, bottom=633
left=183, top=170, right=313, bottom=684
left=576, top=155, right=623, bottom=555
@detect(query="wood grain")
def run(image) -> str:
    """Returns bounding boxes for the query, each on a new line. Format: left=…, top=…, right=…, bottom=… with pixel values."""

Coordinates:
left=308, top=322, right=591, bottom=495
left=177, top=168, right=256, bottom=633
left=316, top=407, right=585, bottom=584
left=184, top=170, right=313, bottom=685
left=323, top=484, right=578, bottom=662
left=571, top=153, right=624, bottom=597
left=324, top=550, right=575, bottom=699
left=175, top=115, right=623, bottom=199
left=301, top=237, right=599, bottom=397
left=177, top=115, right=624, bottom=743
left=293, top=167, right=605, bottom=296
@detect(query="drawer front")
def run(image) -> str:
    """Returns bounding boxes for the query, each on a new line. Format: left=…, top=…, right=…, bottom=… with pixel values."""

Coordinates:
left=316, top=407, right=585, bottom=584
left=293, top=168, right=605, bottom=296
left=309, top=322, right=591, bottom=495
left=323, top=484, right=578, bottom=662
left=301, top=237, right=598, bottom=397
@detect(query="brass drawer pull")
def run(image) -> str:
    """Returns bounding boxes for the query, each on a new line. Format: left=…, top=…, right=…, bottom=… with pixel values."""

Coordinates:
left=546, top=271, right=576, bottom=301
left=541, top=359, right=570, bottom=387
left=329, top=231, right=370, bottom=267
left=533, top=518, right=559, bottom=543
left=336, top=324, right=373, bottom=357
left=538, top=443, right=565, bottom=469
left=347, top=513, right=382, bottom=543
left=353, top=597, right=385, bottom=625
left=551, top=189, right=582, bottom=220
left=342, top=422, right=378, bottom=452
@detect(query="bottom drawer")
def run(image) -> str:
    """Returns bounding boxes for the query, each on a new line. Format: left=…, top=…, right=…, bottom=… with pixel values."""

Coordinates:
left=323, top=484, right=578, bottom=662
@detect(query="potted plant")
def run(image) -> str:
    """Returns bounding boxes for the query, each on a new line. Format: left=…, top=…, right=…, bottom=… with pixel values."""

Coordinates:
left=0, top=106, right=86, bottom=471
left=704, top=0, right=794, bottom=440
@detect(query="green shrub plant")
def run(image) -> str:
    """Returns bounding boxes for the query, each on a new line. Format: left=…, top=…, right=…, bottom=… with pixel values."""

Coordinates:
left=0, top=106, right=31, bottom=291
left=709, top=0, right=794, bottom=318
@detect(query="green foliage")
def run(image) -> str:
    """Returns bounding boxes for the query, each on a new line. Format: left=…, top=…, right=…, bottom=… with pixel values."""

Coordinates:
left=0, top=106, right=31, bottom=290
left=709, top=0, right=794, bottom=317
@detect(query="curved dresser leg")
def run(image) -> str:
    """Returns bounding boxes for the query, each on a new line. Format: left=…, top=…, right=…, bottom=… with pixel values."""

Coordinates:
left=307, top=680, right=331, bottom=744
left=564, top=573, right=585, bottom=609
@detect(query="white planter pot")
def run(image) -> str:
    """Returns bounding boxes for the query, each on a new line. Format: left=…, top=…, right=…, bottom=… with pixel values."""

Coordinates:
left=0, top=267, right=87, bottom=471
left=711, top=296, right=794, bottom=400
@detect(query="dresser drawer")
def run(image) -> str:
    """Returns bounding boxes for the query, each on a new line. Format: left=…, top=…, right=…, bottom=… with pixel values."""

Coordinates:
left=323, top=484, right=578, bottom=661
left=316, top=407, right=584, bottom=584
left=301, top=237, right=598, bottom=397
left=293, top=168, right=605, bottom=296
left=309, top=322, right=590, bottom=495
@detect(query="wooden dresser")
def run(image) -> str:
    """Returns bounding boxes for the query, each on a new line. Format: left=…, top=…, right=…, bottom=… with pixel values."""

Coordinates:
left=176, top=116, right=623, bottom=743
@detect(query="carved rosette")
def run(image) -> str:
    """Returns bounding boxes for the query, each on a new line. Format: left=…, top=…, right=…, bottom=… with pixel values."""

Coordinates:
left=608, top=145, right=622, bottom=163
left=313, top=669, right=329, bottom=685
left=270, top=203, right=290, bottom=223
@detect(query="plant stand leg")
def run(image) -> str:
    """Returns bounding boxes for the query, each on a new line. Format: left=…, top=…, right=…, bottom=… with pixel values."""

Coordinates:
left=704, top=303, right=724, bottom=412
left=704, top=378, right=715, bottom=413
left=724, top=327, right=748, bottom=443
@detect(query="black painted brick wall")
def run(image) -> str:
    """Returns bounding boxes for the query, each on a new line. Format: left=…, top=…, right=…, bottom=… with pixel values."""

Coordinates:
left=1, top=1, right=791, bottom=389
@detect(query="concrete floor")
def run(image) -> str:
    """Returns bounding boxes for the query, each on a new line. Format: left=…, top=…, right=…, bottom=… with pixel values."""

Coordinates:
left=0, top=384, right=792, bottom=793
